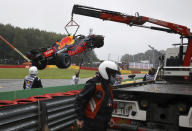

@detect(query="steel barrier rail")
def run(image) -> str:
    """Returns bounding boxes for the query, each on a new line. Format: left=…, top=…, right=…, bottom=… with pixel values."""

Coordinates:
left=113, top=80, right=155, bottom=89
left=40, top=96, right=76, bottom=131
left=44, top=96, right=75, bottom=110
left=50, top=119, right=76, bottom=131
left=0, top=95, right=77, bottom=131
left=0, top=119, right=38, bottom=131
left=48, top=108, right=75, bottom=121
left=0, top=103, right=39, bottom=130
left=48, top=114, right=76, bottom=127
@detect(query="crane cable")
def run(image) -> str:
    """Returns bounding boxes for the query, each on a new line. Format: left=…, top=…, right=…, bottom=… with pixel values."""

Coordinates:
left=76, top=55, right=84, bottom=77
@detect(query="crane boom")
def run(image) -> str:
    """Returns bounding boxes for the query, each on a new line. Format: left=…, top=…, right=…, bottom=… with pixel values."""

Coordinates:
left=72, top=5, right=192, bottom=66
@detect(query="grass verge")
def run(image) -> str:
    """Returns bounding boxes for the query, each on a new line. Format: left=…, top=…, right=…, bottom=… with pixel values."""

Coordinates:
left=0, top=68, right=96, bottom=79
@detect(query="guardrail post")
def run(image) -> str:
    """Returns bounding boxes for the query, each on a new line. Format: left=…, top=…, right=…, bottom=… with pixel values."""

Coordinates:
left=38, top=101, right=50, bottom=131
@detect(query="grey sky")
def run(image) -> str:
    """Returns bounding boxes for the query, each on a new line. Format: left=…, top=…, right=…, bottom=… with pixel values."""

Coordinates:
left=0, top=0, right=191, bottom=61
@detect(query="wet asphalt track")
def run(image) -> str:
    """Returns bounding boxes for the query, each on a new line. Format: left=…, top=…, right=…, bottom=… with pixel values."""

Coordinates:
left=0, top=78, right=90, bottom=92
left=0, top=74, right=144, bottom=92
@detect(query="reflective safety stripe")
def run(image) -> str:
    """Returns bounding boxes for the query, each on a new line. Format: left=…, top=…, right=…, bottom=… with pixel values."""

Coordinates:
left=96, top=83, right=100, bottom=86
left=24, top=75, right=36, bottom=89
left=89, top=101, right=94, bottom=112
left=89, top=98, right=96, bottom=112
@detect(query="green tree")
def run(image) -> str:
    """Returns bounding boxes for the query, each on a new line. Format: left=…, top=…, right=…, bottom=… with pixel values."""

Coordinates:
left=0, top=23, right=99, bottom=65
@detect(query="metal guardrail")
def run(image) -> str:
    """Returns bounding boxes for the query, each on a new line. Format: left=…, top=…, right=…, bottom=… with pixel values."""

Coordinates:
left=0, top=80, right=153, bottom=131
left=42, top=96, right=76, bottom=131
left=0, top=95, right=77, bottom=131
left=113, top=80, right=155, bottom=89
left=0, top=103, right=38, bottom=130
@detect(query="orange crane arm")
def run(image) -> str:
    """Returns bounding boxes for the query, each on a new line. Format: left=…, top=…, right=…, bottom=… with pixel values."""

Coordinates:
left=72, top=5, right=192, bottom=66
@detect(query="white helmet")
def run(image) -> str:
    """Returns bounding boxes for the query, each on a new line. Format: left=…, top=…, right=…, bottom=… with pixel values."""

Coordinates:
left=98, top=61, right=118, bottom=80
left=29, top=66, right=38, bottom=75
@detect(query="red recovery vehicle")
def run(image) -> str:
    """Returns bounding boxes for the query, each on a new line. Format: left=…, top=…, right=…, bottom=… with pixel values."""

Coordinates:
left=72, top=5, right=192, bottom=131
left=72, top=5, right=192, bottom=67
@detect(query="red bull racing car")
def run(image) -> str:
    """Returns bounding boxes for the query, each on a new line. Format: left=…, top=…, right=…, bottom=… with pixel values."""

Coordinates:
left=26, top=34, right=104, bottom=70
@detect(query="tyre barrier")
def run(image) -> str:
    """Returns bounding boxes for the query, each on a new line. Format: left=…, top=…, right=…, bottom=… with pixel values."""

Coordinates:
left=12, top=98, right=37, bottom=104
left=0, top=90, right=81, bottom=108
left=0, top=95, right=77, bottom=131
left=63, top=90, right=81, bottom=96
left=0, top=100, right=15, bottom=107
left=63, top=92, right=76, bottom=96
left=43, top=92, right=65, bottom=98
left=28, top=94, right=53, bottom=101
left=69, top=90, right=82, bottom=94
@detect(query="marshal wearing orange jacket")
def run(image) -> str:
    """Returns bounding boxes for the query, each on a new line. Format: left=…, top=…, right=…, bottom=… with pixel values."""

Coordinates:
left=75, top=61, right=119, bottom=131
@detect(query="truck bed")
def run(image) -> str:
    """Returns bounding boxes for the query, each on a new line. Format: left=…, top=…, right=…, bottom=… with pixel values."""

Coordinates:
left=113, top=81, right=192, bottom=103
left=115, top=81, right=192, bottom=95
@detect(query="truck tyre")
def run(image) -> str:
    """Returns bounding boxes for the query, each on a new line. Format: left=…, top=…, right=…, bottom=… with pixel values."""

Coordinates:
left=32, top=59, right=47, bottom=70
left=56, top=53, right=71, bottom=69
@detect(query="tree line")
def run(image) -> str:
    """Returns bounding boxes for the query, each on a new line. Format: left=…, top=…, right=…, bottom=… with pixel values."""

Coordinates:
left=0, top=23, right=99, bottom=65
left=0, top=23, right=164, bottom=68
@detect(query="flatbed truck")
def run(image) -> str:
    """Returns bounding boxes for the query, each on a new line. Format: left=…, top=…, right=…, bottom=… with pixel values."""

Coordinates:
left=71, top=5, right=192, bottom=131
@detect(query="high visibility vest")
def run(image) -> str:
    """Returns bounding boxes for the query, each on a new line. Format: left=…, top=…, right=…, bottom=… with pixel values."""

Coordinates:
left=24, top=75, right=36, bottom=89
left=84, top=83, right=113, bottom=119
left=145, top=74, right=154, bottom=81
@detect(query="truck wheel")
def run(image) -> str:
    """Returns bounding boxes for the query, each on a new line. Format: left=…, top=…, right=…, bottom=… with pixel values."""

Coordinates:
left=56, top=53, right=71, bottom=69
left=32, top=59, right=47, bottom=70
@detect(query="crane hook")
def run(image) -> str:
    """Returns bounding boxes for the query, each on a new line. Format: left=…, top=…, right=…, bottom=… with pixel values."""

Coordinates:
left=64, top=16, right=80, bottom=37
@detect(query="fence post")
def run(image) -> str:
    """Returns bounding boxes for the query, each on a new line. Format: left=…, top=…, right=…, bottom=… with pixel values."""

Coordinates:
left=38, top=101, right=50, bottom=131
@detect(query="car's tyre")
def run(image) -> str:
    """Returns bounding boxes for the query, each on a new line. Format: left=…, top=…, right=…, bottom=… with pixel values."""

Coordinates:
left=56, top=53, right=71, bottom=69
left=88, top=35, right=104, bottom=48
left=32, top=59, right=47, bottom=70
left=94, top=35, right=104, bottom=48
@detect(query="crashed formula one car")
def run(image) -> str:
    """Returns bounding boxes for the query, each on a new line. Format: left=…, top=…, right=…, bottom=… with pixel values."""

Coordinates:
left=26, top=34, right=104, bottom=70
